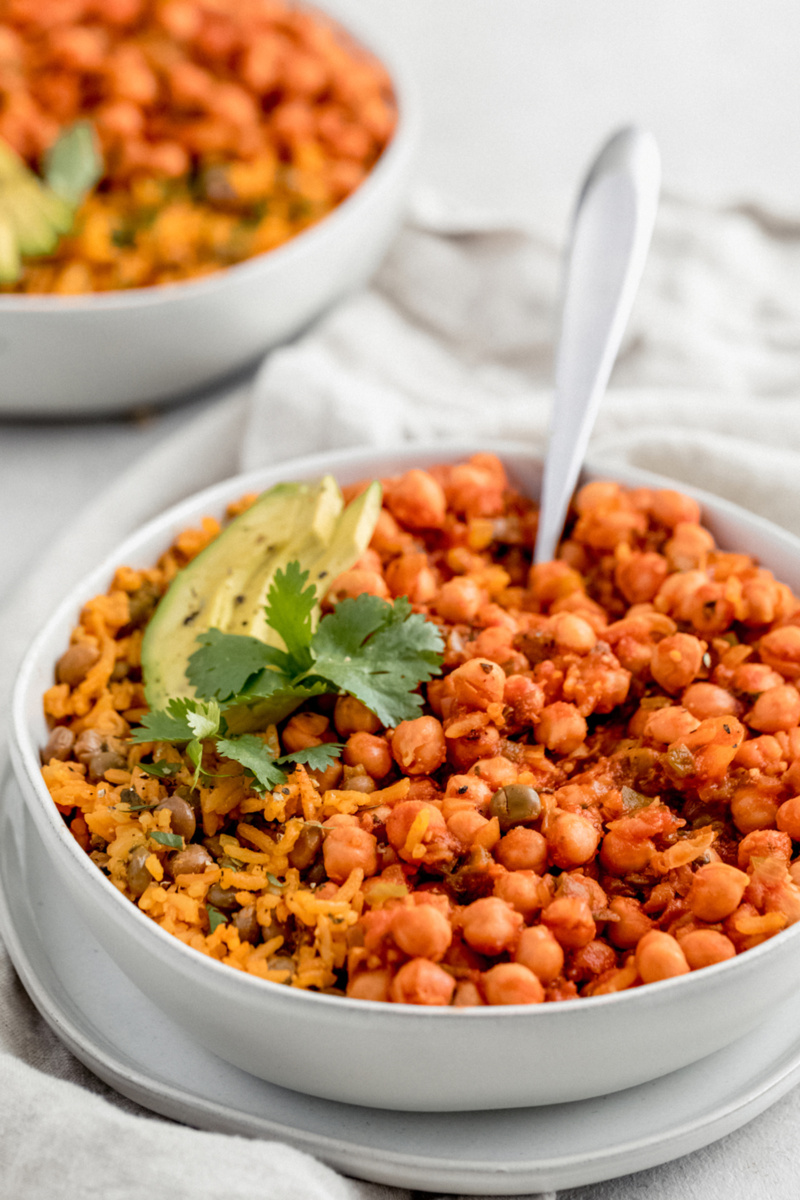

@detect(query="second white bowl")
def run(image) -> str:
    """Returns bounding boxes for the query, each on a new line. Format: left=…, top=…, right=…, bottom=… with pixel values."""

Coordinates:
left=12, top=442, right=800, bottom=1111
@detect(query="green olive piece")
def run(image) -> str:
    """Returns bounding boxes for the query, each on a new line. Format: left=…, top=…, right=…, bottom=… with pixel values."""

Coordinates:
left=490, top=784, right=542, bottom=831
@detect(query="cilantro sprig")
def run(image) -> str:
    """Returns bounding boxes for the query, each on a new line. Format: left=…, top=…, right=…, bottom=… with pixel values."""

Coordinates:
left=131, top=695, right=343, bottom=791
left=132, top=561, right=443, bottom=791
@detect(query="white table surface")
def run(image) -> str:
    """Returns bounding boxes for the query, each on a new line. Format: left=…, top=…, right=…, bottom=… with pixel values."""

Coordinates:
left=2, top=4, right=800, bottom=1195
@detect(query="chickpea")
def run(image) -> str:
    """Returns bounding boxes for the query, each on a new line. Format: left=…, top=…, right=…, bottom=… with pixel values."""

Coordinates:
left=445, top=458, right=505, bottom=519
left=741, top=573, right=787, bottom=626
left=528, top=560, right=584, bottom=606
left=650, top=489, right=701, bottom=529
left=344, top=732, right=393, bottom=780
left=550, top=613, right=596, bottom=654
left=664, top=523, right=715, bottom=572
left=370, top=508, right=414, bottom=557
left=326, top=568, right=389, bottom=603
left=333, top=695, right=381, bottom=737
left=449, top=658, right=506, bottom=711
left=679, top=929, right=736, bottom=970
left=759, top=625, right=800, bottom=680
left=385, top=800, right=448, bottom=865
left=446, top=808, right=490, bottom=847
left=444, top=773, right=492, bottom=808
left=391, top=716, right=446, bottom=775
left=776, top=795, right=800, bottom=840
left=541, top=896, right=595, bottom=950
left=322, top=825, right=378, bottom=884
left=643, top=705, right=700, bottom=744
left=470, top=757, right=518, bottom=791
left=483, top=962, right=545, bottom=1006
left=443, top=720, right=501, bottom=768
left=460, top=896, right=523, bottom=956
left=737, top=828, right=793, bottom=871
left=432, top=576, right=486, bottom=624
left=606, top=896, right=654, bottom=950
left=514, top=925, right=564, bottom=984
left=282, top=712, right=329, bottom=752
left=389, top=958, right=455, bottom=1005
left=391, top=904, right=452, bottom=962
left=575, top=480, right=622, bottom=515
left=386, top=469, right=447, bottom=531
left=635, top=930, right=690, bottom=983
left=748, top=684, right=800, bottom=734
left=536, top=702, right=587, bottom=755
left=347, top=969, right=392, bottom=1002
left=385, top=553, right=438, bottom=604
left=730, top=785, right=781, bottom=835
left=650, top=633, right=706, bottom=694
left=493, top=869, right=545, bottom=919
left=731, top=661, right=785, bottom=696
left=600, top=827, right=655, bottom=876
left=547, top=811, right=600, bottom=869
left=682, top=683, right=740, bottom=722
left=733, top=735, right=784, bottom=771
left=687, top=863, right=749, bottom=921
left=495, top=827, right=548, bottom=873
left=614, top=552, right=668, bottom=605
left=453, top=980, right=484, bottom=1007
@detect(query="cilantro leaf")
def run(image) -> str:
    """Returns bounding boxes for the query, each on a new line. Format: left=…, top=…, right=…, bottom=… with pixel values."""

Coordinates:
left=216, top=734, right=287, bottom=792
left=264, top=562, right=317, bottom=672
left=149, top=830, right=184, bottom=849
left=130, top=697, right=221, bottom=745
left=137, top=761, right=181, bottom=779
left=188, top=629, right=290, bottom=701
left=185, top=738, right=205, bottom=787
left=43, top=121, right=103, bottom=206
left=206, top=903, right=226, bottom=933
left=279, top=742, right=345, bottom=773
left=306, top=594, right=444, bottom=726
left=186, top=700, right=222, bottom=741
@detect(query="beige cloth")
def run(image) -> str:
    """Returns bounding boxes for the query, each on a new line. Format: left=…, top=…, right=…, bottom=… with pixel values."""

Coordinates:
left=3, top=191, right=800, bottom=1199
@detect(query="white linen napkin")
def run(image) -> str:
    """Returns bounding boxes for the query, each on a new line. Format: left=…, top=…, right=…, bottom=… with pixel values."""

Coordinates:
left=3, top=189, right=800, bottom=1200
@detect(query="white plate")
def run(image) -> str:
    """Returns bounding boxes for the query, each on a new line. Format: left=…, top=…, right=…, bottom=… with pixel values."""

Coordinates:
left=2, top=767, right=800, bottom=1194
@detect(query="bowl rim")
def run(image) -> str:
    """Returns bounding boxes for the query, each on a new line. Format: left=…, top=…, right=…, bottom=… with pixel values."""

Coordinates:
left=0, top=0, right=418, bottom=315
left=13, top=438, right=800, bottom=1021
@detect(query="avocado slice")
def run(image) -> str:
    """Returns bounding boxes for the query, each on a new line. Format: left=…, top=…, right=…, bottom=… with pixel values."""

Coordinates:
left=0, top=124, right=100, bottom=283
left=0, top=216, right=21, bottom=284
left=2, top=187, right=62, bottom=256
left=141, top=476, right=382, bottom=715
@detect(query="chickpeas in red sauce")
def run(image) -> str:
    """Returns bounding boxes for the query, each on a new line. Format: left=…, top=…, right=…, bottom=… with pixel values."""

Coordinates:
left=40, top=454, right=800, bottom=1005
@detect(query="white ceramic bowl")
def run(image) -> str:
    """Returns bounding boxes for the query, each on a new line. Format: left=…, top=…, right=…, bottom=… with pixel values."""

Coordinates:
left=12, top=442, right=800, bottom=1112
left=0, top=5, right=416, bottom=418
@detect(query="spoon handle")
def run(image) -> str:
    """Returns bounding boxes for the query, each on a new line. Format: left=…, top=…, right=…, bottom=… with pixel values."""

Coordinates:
left=534, top=126, right=661, bottom=564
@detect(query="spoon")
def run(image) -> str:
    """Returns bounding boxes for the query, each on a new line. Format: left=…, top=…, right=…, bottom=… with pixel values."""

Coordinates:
left=533, top=126, right=661, bottom=564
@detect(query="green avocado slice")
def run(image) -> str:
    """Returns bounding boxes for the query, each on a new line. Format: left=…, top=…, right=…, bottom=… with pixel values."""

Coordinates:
left=141, top=476, right=382, bottom=717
